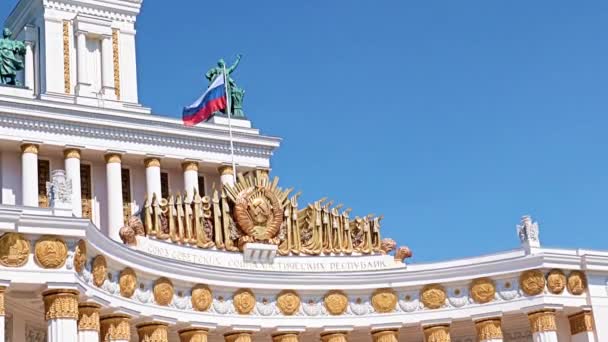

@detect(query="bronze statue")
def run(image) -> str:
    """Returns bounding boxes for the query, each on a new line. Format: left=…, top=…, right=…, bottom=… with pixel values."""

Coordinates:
left=0, top=28, right=25, bottom=86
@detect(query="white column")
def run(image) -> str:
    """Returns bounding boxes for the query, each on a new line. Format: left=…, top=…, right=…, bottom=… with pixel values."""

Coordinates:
left=24, top=41, right=35, bottom=90
left=101, top=35, right=116, bottom=100
left=183, top=161, right=199, bottom=200
left=77, top=303, right=100, bottom=342
left=144, top=158, right=162, bottom=200
left=100, top=314, right=130, bottom=342
left=105, top=153, right=124, bottom=241
left=475, top=319, right=503, bottom=342
left=76, top=31, right=88, bottom=95
left=64, top=149, right=82, bottom=217
left=43, top=290, right=79, bottom=342
left=218, top=166, right=235, bottom=187
left=21, top=143, right=39, bottom=207
left=569, top=311, right=597, bottom=342
left=529, top=311, right=559, bottom=342
left=0, top=286, right=6, bottom=342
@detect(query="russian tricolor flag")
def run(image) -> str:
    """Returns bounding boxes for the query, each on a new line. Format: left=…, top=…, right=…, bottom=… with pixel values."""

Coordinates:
left=183, top=73, right=227, bottom=126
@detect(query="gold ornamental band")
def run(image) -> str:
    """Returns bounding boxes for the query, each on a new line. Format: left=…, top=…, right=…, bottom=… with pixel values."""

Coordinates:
left=105, top=153, right=122, bottom=164
left=63, top=20, right=70, bottom=94
left=528, top=310, right=557, bottom=333
left=179, top=328, right=209, bottom=342
left=112, top=29, right=121, bottom=99
left=218, top=165, right=234, bottom=176
left=136, top=322, right=169, bottom=342
left=371, top=329, right=399, bottom=342
left=320, top=332, right=348, bottom=342
left=100, top=314, right=131, bottom=341
left=77, top=302, right=101, bottom=332
left=21, top=143, right=39, bottom=154
left=224, top=332, right=253, bottom=342
left=423, top=325, right=450, bottom=342
left=182, top=161, right=199, bottom=172
left=475, top=319, right=503, bottom=340
left=144, top=157, right=161, bottom=168
left=568, top=311, right=594, bottom=335
left=272, top=332, right=300, bottom=342
left=0, top=286, right=6, bottom=316
left=42, top=289, right=80, bottom=320
left=64, top=148, right=81, bottom=159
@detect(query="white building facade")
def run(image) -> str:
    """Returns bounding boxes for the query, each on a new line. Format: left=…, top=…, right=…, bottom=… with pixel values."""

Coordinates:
left=0, top=0, right=606, bottom=341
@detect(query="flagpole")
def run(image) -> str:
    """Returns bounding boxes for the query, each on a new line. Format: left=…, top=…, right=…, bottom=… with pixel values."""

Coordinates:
left=223, top=65, right=237, bottom=184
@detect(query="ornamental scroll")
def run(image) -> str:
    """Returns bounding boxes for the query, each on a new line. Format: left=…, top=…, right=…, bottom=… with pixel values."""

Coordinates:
left=123, top=172, right=392, bottom=256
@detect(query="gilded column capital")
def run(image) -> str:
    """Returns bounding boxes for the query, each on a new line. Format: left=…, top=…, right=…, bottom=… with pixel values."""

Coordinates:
left=371, top=329, right=398, bottom=342
left=218, top=165, right=234, bottom=176
left=100, top=314, right=131, bottom=341
left=77, top=302, right=101, bottom=332
left=64, top=148, right=81, bottom=160
left=21, top=143, right=39, bottom=154
left=42, top=289, right=79, bottom=321
left=423, top=325, right=450, bottom=342
left=272, top=332, right=299, bottom=342
left=475, top=319, right=503, bottom=340
left=179, top=328, right=208, bottom=342
left=320, top=332, right=348, bottom=342
left=528, top=310, right=557, bottom=333
left=104, top=153, right=122, bottom=164
left=0, top=286, right=7, bottom=316
left=568, top=311, right=594, bottom=335
left=145, top=157, right=162, bottom=168
left=224, top=332, right=253, bottom=342
left=136, top=322, right=169, bottom=342
left=182, top=161, right=199, bottom=172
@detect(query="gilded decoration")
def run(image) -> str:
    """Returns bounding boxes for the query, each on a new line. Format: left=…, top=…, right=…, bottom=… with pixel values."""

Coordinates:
left=320, top=332, right=348, bottom=342
left=323, top=290, right=348, bottom=315
left=137, top=322, right=169, bottom=342
left=191, top=284, right=213, bottom=311
left=182, top=161, right=199, bottom=172
left=423, top=325, right=450, bottom=342
left=34, top=236, right=68, bottom=269
left=218, top=166, right=234, bottom=176
left=63, top=20, right=70, bottom=94
left=470, top=278, right=496, bottom=304
left=78, top=302, right=101, bottom=332
left=179, top=328, right=208, bottom=342
left=20, top=143, right=39, bottom=154
left=567, top=271, right=587, bottom=295
left=520, top=269, right=546, bottom=296
left=233, top=289, right=256, bottom=315
left=225, top=332, right=253, bottom=342
left=569, top=311, right=594, bottom=335
left=104, top=153, right=122, bottom=164
left=119, top=267, right=137, bottom=298
left=0, top=233, right=30, bottom=267
left=546, top=269, right=566, bottom=294
left=63, top=148, right=81, bottom=159
left=100, top=314, right=131, bottom=341
left=276, top=290, right=300, bottom=315
left=272, top=333, right=298, bottom=342
left=74, top=240, right=86, bottom=273
left=112, top=29, right=120, bottom=99
left=92, top=255, right=107, bottom=287
left=42, top=289, right=79, bottom=320
left=528, top=310, right=557, bottom=333
left=145, top=158, right=161, bottom=168
left=371, top=330, right=398, bottom=342
left=0, top=286, right=6, bottom=315
left=153, top=277, right=174, bottom=306
left=475, top=319, right=502, bottom=340
left=371, top=288, right=397, bottom=313
left=420, top=284, right=446, bottom=310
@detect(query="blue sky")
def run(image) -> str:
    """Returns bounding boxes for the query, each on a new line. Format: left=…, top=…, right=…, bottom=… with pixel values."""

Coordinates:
left=2, top=1, right=608, bottom=262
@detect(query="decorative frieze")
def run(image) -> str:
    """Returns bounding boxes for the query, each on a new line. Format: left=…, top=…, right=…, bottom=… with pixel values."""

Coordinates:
left=100, top=314, right=131, bottom=341
left=191, top=284, right=213, bottom=311
left=233, top=288, right=255, bottom=315
left=74, top=240, right=87, bottom=273
left=0, top=233, right=30, bottom=267
left=520, top=269, right=545, bottom=296
left=475, top=319, right=503, bottom=340
left=153, top=277, right=174, bottom=306
left=567, top=271, right=587, bottom=295
left=92, top=255, right=107, bottom=287
left=324, top=290, right=348, bottom=315
left=528, top=310, right=557, bottom=333
left=42, top=289, right=79, bottom=320
left=77, top=302, right=100, bottom=331
left=276, top=290, right=300, bottom=315
left=421, top=284, right=446, bottom=309
left=34, top=236, right=68, bottom=269
left=546, top=269, right=566, bottom=294
left=371, top=288, right=397, bottom=313
left=568, top=311, right=594, bottom=335
left=119, top=267, right=137, bottom=298
left=470, top=277, right=495, bottom=304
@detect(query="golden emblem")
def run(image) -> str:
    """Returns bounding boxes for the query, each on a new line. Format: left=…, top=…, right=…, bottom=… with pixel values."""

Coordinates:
left=567, top=271, right=587, bottom=295
left=119, top=268, right=137, bottom=298
left=0, top=233, right=30, bottom=267
left=225, top=175, right=291, bottom=243
left=191, top=284, right=213, bottom=311
left=74, top=240, right=86, bottom=273
left=371, top=288, right=397, bottom=313
left=520, top=269, right=546, bottom=296
left=546, top=269, right=566, bottom=294
left=233, top=289, right=256, bottom=315
left=92, top=255, right=107, bottom=287
left=420, top=284, right=446, bottom=309
left=153, top=277, right=174, bottom=306
left=470, top=278, right=496, bottom=304
left=34, top=236, right=68, bottom=269
left=323, top=290, right=348, bottom=315
left=276, top=290, right=300, bottom=315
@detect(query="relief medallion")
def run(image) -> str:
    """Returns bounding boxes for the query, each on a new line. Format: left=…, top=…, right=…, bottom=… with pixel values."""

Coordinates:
left=420, top=284, right=446, bottom=309
left=153, top=277, right=174, bottom=306
left=276, top=290, right=300, bottom=315
left=34, top=236, right=68, bottom=269
left=74, top=240, right=87, bottom=273
left=371, top=288, right=397, bottom=313
left=191, top=284, right=213, bottom=311
left=567, top=271, right=587, bottom=295
left=470, top=278, right=496, bottom=304
left=324, top=290, right=348, bottom=315
left=233, top=289, right=256, bottom=315
left=92, top=255, right=107, bottom=287
left=520, top=270, right=546, bottom=296
left=119, top=267, right=137, bottom=298
left=0, top=233, right=30, bottom=267
left=546, top=269, right=566, bottom=294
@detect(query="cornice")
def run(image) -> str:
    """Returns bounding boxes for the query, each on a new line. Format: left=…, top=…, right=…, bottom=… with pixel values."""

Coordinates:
left=43, top=0, right=141, bottom=23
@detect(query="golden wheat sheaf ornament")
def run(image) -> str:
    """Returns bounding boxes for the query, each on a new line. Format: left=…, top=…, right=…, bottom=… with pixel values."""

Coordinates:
left=224, top=173, right=292, bottom=244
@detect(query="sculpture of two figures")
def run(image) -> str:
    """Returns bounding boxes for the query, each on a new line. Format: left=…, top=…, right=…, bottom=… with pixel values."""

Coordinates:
left=0, top=28, right=25, bottom=86
left=205, top=54, right=246, bottom=118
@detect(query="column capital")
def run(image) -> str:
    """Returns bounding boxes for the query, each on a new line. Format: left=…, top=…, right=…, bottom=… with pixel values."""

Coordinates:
left=474, top=318, right=503, bottom=341
left=423, top=325, right=450, bottom=342
left=64, top=148, right=81, bottom=159
left=0, top=285, right=6, bottom=316
left=78, top=302, right=101, bottom=332
left=218, top=165, right=234, bottom=176
left=272, top=332, right=299, bottom=342
left=100, top=314, right=131, bottom=341
left=105, top=153, right=122, bottom=164
left=528, top=309, right=557, bottom=333
left=21, top=143, right=39, bottom=154
left=42, top=289, right=80, bottom=321
left=144, top=157, right=161, bottom=168
left=371, top=329, right=398, bottom=342
left=179, top=328, right=208, bottom=342
left=224, top=332, right=253, bottom=342
left=182, top=161, right=199, bottom=172
left=568, top=311, right=594, bottom=336
left=136, top=322, right=169, bottom=342
left=320, top=332, right=348, bottom=342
